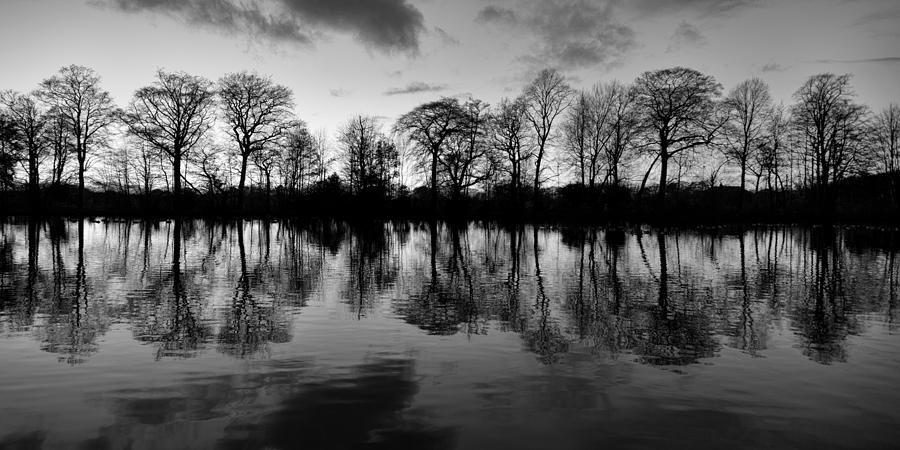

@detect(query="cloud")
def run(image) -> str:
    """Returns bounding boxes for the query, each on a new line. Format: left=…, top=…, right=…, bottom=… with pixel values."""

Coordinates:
left=480, top=1, right=636, bottom=70
left=761, top=62, right=785, bottom=72
left=329, top=88, right=351, bottom=97
left=854, top=4, right=900, bottom=26
left=105, top=0, right=315, bottom=44
left=434, top=27, right=459, bottom=46
left=102, top=0, right=425, bottom=54
left=624, top=0, right=761, bottom=18
left=667, top=21, right=706, bottom=52
left=474, top=5, right=518, bottom=25
left=814, top=57, right=900, bottom=64
left=279, top=0, right=424, bottom=54
left=383, top=81, right=447, bottom=96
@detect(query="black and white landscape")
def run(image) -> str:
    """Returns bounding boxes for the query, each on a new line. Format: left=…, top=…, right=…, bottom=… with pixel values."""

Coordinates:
left=1, top=1, right=899, bottom=449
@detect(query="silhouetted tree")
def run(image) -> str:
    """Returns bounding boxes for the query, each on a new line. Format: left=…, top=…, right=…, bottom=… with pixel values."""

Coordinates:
left=562, top=91, right=592, bottom=187
left=39, top=65, right=117, bottom=208
left=219, top=71, right=294, bottom=210
left=873, top=103, right=900, bottom=206
left=99, top=139, right=133, bottom=194
left=252, top=142, right=279, bottom=210
left=194, top=144, right=228, bottom=202
left=0, top=113, right=16, bottom=192
left=45, top=111, right=72, bottom=188
left=791, top=73, right=869, bottom=210
left=123, top=70, right=216, bottom=208
left=440, top=99, right=492, bottom=202
left=490, top=97, right=531, bottom=203
left=584, top=84, right=616, bottom=189
left=756, top=104, right=789, bottom=194
left=278, top=120, right=316, bottom=195
left=722, top=78, right=773, bottom=208
left=394, top=97, right=461, bottom=208
left=601, top=81, right=640, bottom=187
left=633, top=67, right=723, bottom=202
left=0, top=90, right=47, bottom=203
left=310, top=128, right=333, bottom=185
left=339, top=115, right=398, bottom=197
left=522, top=69, right=572, bottom=203
left=130, top=140, right=159, bottom=208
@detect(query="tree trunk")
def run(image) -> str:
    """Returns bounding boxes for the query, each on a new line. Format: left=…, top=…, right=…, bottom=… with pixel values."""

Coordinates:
left=265, top=171, right=272, bottom=214
left=513, top=165, right=519, bottom=206
left=657, top=231, right=668, bottom=310
left=431, top=152, right=439, bottom=210
left=657, top=152, right=669, bottom=204
left=580, top=162, right=585, bottom=187
left=144, top=178, right=151, bottom=213
left=638, top=154, right=660, bottom=197
left=28, top=148, right=39, bottom=209
left=533, top=149, right=543, bottom=206
left=173, top=150, right=182, bottom=214
left=78, top=151, right=86, bottom=210
left=739, top=161, right=746, bottom=210
left=238, top=153, right=249, bottom=211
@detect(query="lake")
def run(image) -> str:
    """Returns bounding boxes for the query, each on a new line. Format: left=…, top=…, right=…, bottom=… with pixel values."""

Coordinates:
left=0, top=219, right=898, bottom=449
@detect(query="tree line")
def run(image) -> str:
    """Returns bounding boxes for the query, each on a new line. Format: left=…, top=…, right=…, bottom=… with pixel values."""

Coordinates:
left=1, top=64, right=898, bottom=219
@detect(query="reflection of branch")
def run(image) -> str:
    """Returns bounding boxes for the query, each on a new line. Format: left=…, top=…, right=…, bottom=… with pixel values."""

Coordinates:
left=657, top=232, right=668, bottom=310
left=636, top=230, right=659, bottom=283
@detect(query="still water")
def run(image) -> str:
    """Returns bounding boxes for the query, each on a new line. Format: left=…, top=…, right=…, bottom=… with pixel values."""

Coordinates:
left=0, top=219, right=898, bottom=449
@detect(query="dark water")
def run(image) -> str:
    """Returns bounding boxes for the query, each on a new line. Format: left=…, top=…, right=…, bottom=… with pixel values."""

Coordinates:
left=0, top=220, right=898, bottom=450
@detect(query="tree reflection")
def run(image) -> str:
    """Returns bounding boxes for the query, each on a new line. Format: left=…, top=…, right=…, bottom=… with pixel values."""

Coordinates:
left=157, top=219, right=209, bottom=358
left=218, top=220, right=291, bottom=358
left=0, top=220, right=897, bottom=367
left=790, top=226, right=858, bottom=364
left=399, top=222, right=481, bottom=335
left=625, top=231, right=718, bottom=365
left=130, top=219, right=210, bottom=359
left=342, top=221, right=400, bottom=318
left=39, top=220, right=107, bottom=364
left=523, top=226, right=569, bottom=364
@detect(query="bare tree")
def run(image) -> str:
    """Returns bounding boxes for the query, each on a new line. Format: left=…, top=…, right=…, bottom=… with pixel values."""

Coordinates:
left=340, top=115, right=398, bottom=196
left=602, top=81, right=640, bottom=187
left=252, top=143, right=280, bottom=210
left=39, top=65, right=117, bottom=207
left=311, top=128, right=333, bottom=185
left=633, top=67, right=723, bottom=202
left=44, top=111, right=72, bottom=188
left=130, top=140, right=160, bottom=206
left=756, top=104, right=789, bottom=194
left=441, top=98, right=492, bottom=202
left=490, top=97, right=532, bottom=203
left=278, top=120, right=316, bottom=195
left=193, top=144, right=228, bottom=198
left=0, top=113, right=17, bottom=192
left=123, top=70, right=217, bottom=206
left=791, top=73, right=869, bottom=208
left=1, top=90, right=48, bottom=202
left=873, top=103, right=900, bottom=206
left=99, top=143, right=133, bottom=194
left=394, top=97, right=461, bottom=207
left=584, top=85, right=614, bottom=189
left=219, top=71, right=294, bottom=209
left=522, top=69, right=572, bottom=202
left=722, top=78, right=772, bottom=207
left=561, top=91, right=591, bottom=187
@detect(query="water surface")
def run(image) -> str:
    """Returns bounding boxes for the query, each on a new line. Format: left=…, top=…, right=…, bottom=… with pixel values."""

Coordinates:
left=1, top=220, right=898, bottom=449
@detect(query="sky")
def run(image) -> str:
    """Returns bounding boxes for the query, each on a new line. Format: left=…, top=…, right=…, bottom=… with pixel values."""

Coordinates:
left=1, top=0, right=898, bottom=140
